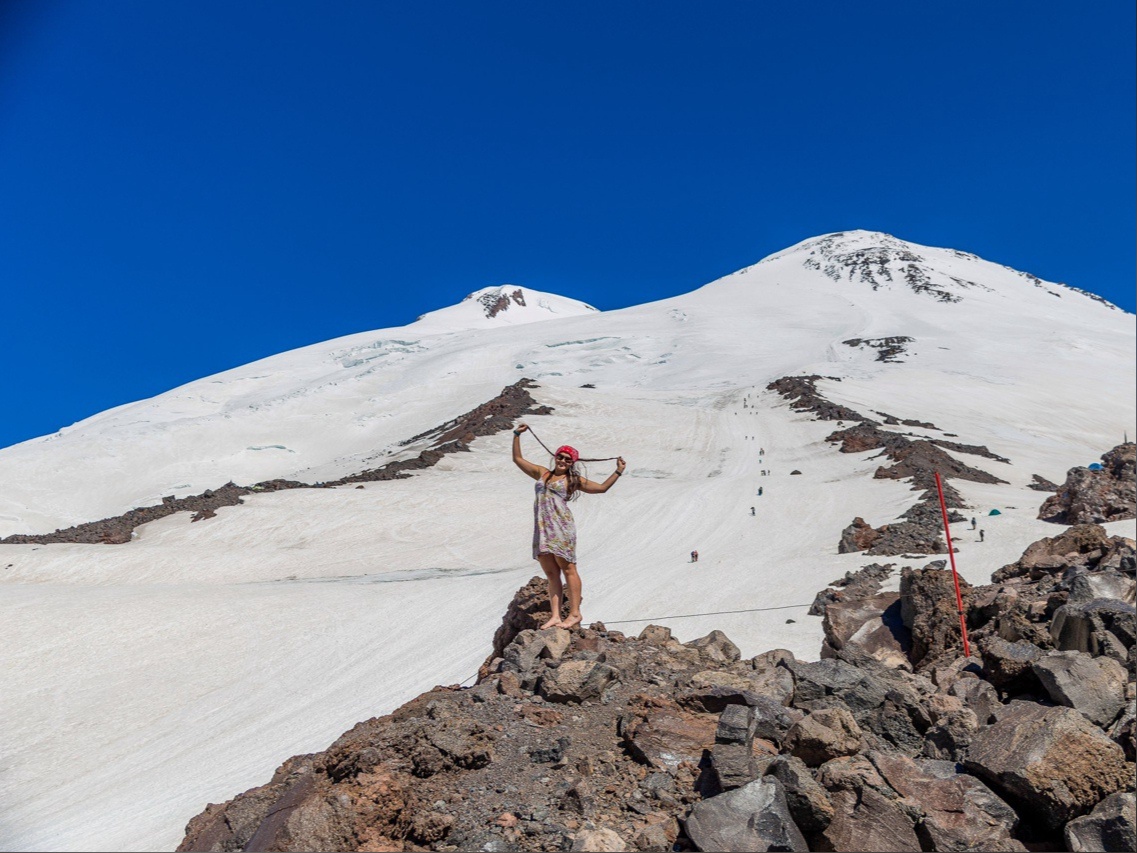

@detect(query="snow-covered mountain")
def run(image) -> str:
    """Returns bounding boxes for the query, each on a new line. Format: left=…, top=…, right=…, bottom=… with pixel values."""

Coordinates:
left=0, top=230, right=1133, bottom=851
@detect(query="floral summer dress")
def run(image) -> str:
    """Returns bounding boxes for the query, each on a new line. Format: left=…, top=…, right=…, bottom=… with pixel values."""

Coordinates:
left=532, top=473, right=577, bottom=563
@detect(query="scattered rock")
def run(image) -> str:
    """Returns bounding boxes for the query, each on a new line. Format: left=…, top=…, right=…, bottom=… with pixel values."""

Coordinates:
left=1064, top=791, right=1137, bottom=853
left=764, top=755, right=834, bottom=833
left=1031, top=650, right=1128, bottom=727
left=570, top=826, right=627, bottom=852
left=783, top=708, right=863, bottom=767
left=685, top=630, right=741, bottom=664
left=684, top=777, right=808, bottom=852
left=539, top=660, right=618, bottom=704
left=964, top=702, right=1130, bottom=831
left=978, top=635, right=1044, bottom=695
left=1039, top=443, right=1136, bottom=524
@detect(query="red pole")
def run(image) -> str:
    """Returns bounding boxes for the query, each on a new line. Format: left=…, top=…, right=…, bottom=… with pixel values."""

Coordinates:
left=934, top=471, right=971, bottom=658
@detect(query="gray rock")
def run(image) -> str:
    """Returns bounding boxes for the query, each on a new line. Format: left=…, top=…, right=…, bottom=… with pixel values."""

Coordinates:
left=963, top=702, right=1130, bottom=830
left=764, top=755, right=834, bottom=833
left=715, top=704, right=755, bottom=746
left=948, top=677, right=1002, bottom=725
left=1068, top=571, right=1137, bottom=606
left=502, top=630, right=547, bottom=676
left=1064, top=791, right=1137, bottom=853
left=685, top=629, right=741, bottom=663
left=684, top=776, right=808, bottom=852
left=1032, top=650, right=1128, bottom=727
left=978, top=635, right=1044, bottom=695
left=637, top=624, right=673, bottom=645
left=1052, top=598, right=1136, bottom=660
left=750, top=696, right=803, bottom=745
left=709, top=742, right=761, bottom=792
left=922, top=708, right=979, bottom=762
left=784, top=707, right=864, bottom=767
left=870, top=752, right=1025, bottom=852
left=1108, top=699, right=1136, bottom=760
left=538, top=661, right=617, bottom=704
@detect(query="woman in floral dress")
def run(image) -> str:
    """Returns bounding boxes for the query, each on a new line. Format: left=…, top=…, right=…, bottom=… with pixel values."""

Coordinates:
left=512, top=422, right=626, bottom=629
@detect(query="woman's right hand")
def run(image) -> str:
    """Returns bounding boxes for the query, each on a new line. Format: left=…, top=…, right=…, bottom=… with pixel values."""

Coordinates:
left=515, top=423, right=529, bottom=433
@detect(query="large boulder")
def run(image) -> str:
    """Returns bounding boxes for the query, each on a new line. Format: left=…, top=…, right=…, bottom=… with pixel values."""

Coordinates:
left=813, top=755, right=922, bottom=852
left=1051, top=598, right=1136, bottom=662
left=1031, top=650, right=1128, bottom=727
left=685, top=630, right=741, bottom=663
left=1039, top=443, right=1136, bottom=525
left=623, top=698, right=718, bottom=773
left=901, top=564, right=972, bottom=670
left=964, top=702, right=1130, bottom=830
left=538, top=660, right=617, bottom=704
left=783, top=708, right=864, bottom=767
left=764, top=755, right=834, bottom=834
left=821, top=591, right=912, bottom=671
left=684, top=777, right=808, bottom=852
left=978, top=635, right=1044, bottom=696
left=870, top=752, right=1025, bottom=852
left=1064, top=791, right=1137, bottom=853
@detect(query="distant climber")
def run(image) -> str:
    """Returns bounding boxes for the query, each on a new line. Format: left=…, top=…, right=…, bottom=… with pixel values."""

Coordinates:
left=979, top=529, right=985, bottom=542
left=513, top=423, right=626, bottom=630
left=691, top=550, right=699, bottom=563
left=750, top=507, right=755, bottom=516
left=971, top=517, right=977, bottom=530
left=759, top=447, right=765, bottom=455
left=758, top=486, right=764, bottom=497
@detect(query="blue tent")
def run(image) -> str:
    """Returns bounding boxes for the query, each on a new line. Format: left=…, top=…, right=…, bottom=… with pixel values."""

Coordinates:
left=988, top=509, right=1002, bottom=516
left=1088, top=462, right=1104, bottom=471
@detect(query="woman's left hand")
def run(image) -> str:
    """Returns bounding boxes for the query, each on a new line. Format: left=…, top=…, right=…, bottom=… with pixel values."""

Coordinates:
left=615, top=457, right=626, bottom=474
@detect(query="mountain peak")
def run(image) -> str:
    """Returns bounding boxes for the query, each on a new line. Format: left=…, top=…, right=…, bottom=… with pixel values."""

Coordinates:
left=413, top=285, right=598, bottom=332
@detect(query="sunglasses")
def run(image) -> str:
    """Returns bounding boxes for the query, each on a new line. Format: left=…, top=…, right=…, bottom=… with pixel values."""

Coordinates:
left=555, top=454, right=574, bottom=462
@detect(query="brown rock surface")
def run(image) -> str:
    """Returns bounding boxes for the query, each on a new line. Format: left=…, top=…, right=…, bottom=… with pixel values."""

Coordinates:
left=964, top=702, right=1131, bottom=831
left=1039, top=443, right=1136, bottom=524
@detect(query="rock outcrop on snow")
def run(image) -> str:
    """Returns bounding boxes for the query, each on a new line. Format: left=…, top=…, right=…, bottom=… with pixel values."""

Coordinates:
left=1039, top=443, right=1136, bottom=525
left=768, top=374, right=1009, bottom=557
left=0, top=381, right=552, bottom=546
left=179, top=524, right=1136, bottom=853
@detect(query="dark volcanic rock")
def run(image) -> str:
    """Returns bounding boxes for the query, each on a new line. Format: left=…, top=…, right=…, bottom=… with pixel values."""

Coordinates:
left=1031, top=650, right=1128, bottom=727
left=870, top=752, right=1025, bottom=852
left=684, top=776, right=808, bottom=853
left=963, top=702, right=1130, bottom=831
left=901, top=564, right=973, bottom=671
left=978, top=635, right=1044, bottom=696
left=764, top=755, right=834, bottom=833
left=1064, top=791, right=1137, bottom=853
left=1040, top=443, right=1136, bottom=524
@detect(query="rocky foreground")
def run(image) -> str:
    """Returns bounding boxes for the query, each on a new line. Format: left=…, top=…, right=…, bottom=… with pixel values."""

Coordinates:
left=179, top=525, right=1136, bottom=852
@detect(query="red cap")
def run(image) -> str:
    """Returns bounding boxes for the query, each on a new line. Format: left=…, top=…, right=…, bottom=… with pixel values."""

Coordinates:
left=555, top=445, right=579, bottom=463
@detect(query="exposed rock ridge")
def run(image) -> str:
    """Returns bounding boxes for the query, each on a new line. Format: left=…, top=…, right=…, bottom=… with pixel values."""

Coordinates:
left=179, top=524, right=1136, bottom=853
left=0, top=380, right=552, bottom=545
left=767, top=375, right=1008, bottom=556
left=841, top=336, right=914, bottom=363
left=1039, top=443, right=1136, bottom=525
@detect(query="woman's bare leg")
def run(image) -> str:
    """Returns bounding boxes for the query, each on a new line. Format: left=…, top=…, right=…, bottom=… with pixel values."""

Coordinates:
left=554, top=556, right=583, bottom=629
left=537, top=554, right=563, bottom=629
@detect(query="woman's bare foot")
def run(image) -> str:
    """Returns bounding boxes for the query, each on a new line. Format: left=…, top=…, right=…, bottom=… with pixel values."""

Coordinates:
left=539, top=615, right=562, bottom=630
left=556, top=613, right=583, bottom=630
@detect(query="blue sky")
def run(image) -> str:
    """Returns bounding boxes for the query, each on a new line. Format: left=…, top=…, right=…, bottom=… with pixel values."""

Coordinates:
left=1, top=1, right=1133, bottom=450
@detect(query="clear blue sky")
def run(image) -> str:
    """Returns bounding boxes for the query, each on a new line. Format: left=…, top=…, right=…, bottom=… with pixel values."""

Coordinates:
left=1, top=1, right=1133, bottom=450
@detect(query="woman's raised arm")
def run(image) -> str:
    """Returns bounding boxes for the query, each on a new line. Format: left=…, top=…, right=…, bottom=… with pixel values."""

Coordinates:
left=579, top=457, right=626, bottom=494
left=512, top=423, right=546, bottom=480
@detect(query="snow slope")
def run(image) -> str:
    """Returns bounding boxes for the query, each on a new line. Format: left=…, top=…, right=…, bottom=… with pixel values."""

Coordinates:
left=0, top=231, right=1133, bottom=851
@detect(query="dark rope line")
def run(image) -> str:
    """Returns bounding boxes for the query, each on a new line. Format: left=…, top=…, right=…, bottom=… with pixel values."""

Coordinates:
left=522, top=425, right=620, bottom=462
left=605, top=602, right=814, bottom=624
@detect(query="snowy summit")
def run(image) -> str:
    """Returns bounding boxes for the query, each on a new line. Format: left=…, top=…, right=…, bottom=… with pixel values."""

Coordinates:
left=413, top=285, right=599, bottom=331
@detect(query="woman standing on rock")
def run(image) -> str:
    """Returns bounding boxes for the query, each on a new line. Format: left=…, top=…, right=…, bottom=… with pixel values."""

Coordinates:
left=512, top=422, right=625, bottom=629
